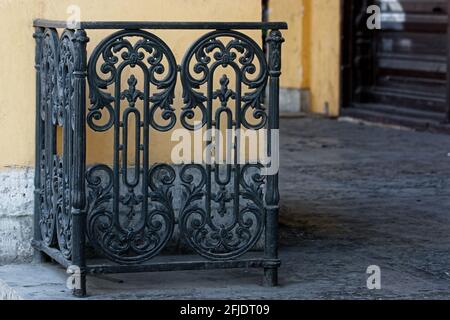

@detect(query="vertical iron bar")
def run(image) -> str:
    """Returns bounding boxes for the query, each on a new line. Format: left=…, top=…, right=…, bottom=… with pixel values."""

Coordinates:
left=206, top=72, right=213, bottom=228
left=71, top=29, right=89, bottom=297
left=261, top=0, right=270, bottom=105
left=33, top=27, right=45, bottom=263
left=234, top=75, right=241, bottom=237
left=142, top=73, right=150, bottom=245
left=264, top=29, right=284, bottom=287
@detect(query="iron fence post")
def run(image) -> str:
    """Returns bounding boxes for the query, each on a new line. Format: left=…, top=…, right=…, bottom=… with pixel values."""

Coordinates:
left=71, top=28, right=89, bottom=297
left=33, top=27, right=45, bottom=264
left=264, top=29, right=284, bottom=287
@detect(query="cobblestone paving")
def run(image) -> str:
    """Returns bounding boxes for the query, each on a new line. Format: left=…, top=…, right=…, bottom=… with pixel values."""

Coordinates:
left=278, top=117, right=450, bottom=299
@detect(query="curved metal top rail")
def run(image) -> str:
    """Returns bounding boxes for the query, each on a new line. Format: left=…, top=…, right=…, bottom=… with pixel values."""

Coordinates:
left=33, top=19, right=288, bottom=30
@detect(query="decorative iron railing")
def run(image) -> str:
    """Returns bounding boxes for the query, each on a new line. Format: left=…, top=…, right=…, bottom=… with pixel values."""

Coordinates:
left=33, top=19, right=286, bottom=297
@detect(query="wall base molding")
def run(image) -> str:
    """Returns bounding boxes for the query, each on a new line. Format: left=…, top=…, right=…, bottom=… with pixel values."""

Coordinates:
left=279, top=88, right=310, bottom=113
left=0, top=168, right=34, bottom=264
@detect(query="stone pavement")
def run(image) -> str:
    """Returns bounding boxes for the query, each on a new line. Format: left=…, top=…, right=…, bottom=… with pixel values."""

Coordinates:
left=1, top=116, right=450, bottom=299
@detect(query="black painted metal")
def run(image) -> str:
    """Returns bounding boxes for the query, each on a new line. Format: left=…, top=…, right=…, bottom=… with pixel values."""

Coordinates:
left=33, top=20, right=285, bottom=297
left=33, top=19, right=288, bottom=30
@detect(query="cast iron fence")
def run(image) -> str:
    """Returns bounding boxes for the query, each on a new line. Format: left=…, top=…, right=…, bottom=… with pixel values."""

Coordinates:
left=33, top=19, right=286, bottom=297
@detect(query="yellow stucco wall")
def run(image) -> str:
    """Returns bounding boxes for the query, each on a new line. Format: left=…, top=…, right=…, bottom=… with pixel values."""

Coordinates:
left=0, top=0, right=38, bottom=168
left=0, top=0, right=262, bottom=168
left=270, top=0, right=341, bottom=116
left=269, top=0, right=309, bottom=89
left=309, top=0, right=341, bottom=117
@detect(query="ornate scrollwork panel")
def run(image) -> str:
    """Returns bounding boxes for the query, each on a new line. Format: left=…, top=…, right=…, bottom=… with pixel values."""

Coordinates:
left=179, top=31, right=267, bottom=260
left=54, top=30, right=76, bottom=259
left=86, top=30, right=178, bottom=264
left=179, top=163, right=266, bottom=260
left=39, top=28, right=59, bottom=247
left=181, top=30, right=268, bottom=131
left=37, top=28, right=76, bottom=259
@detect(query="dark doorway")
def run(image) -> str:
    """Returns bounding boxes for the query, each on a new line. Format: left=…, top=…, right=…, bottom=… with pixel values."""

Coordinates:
left=341, top=0, right=450, bottom=131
